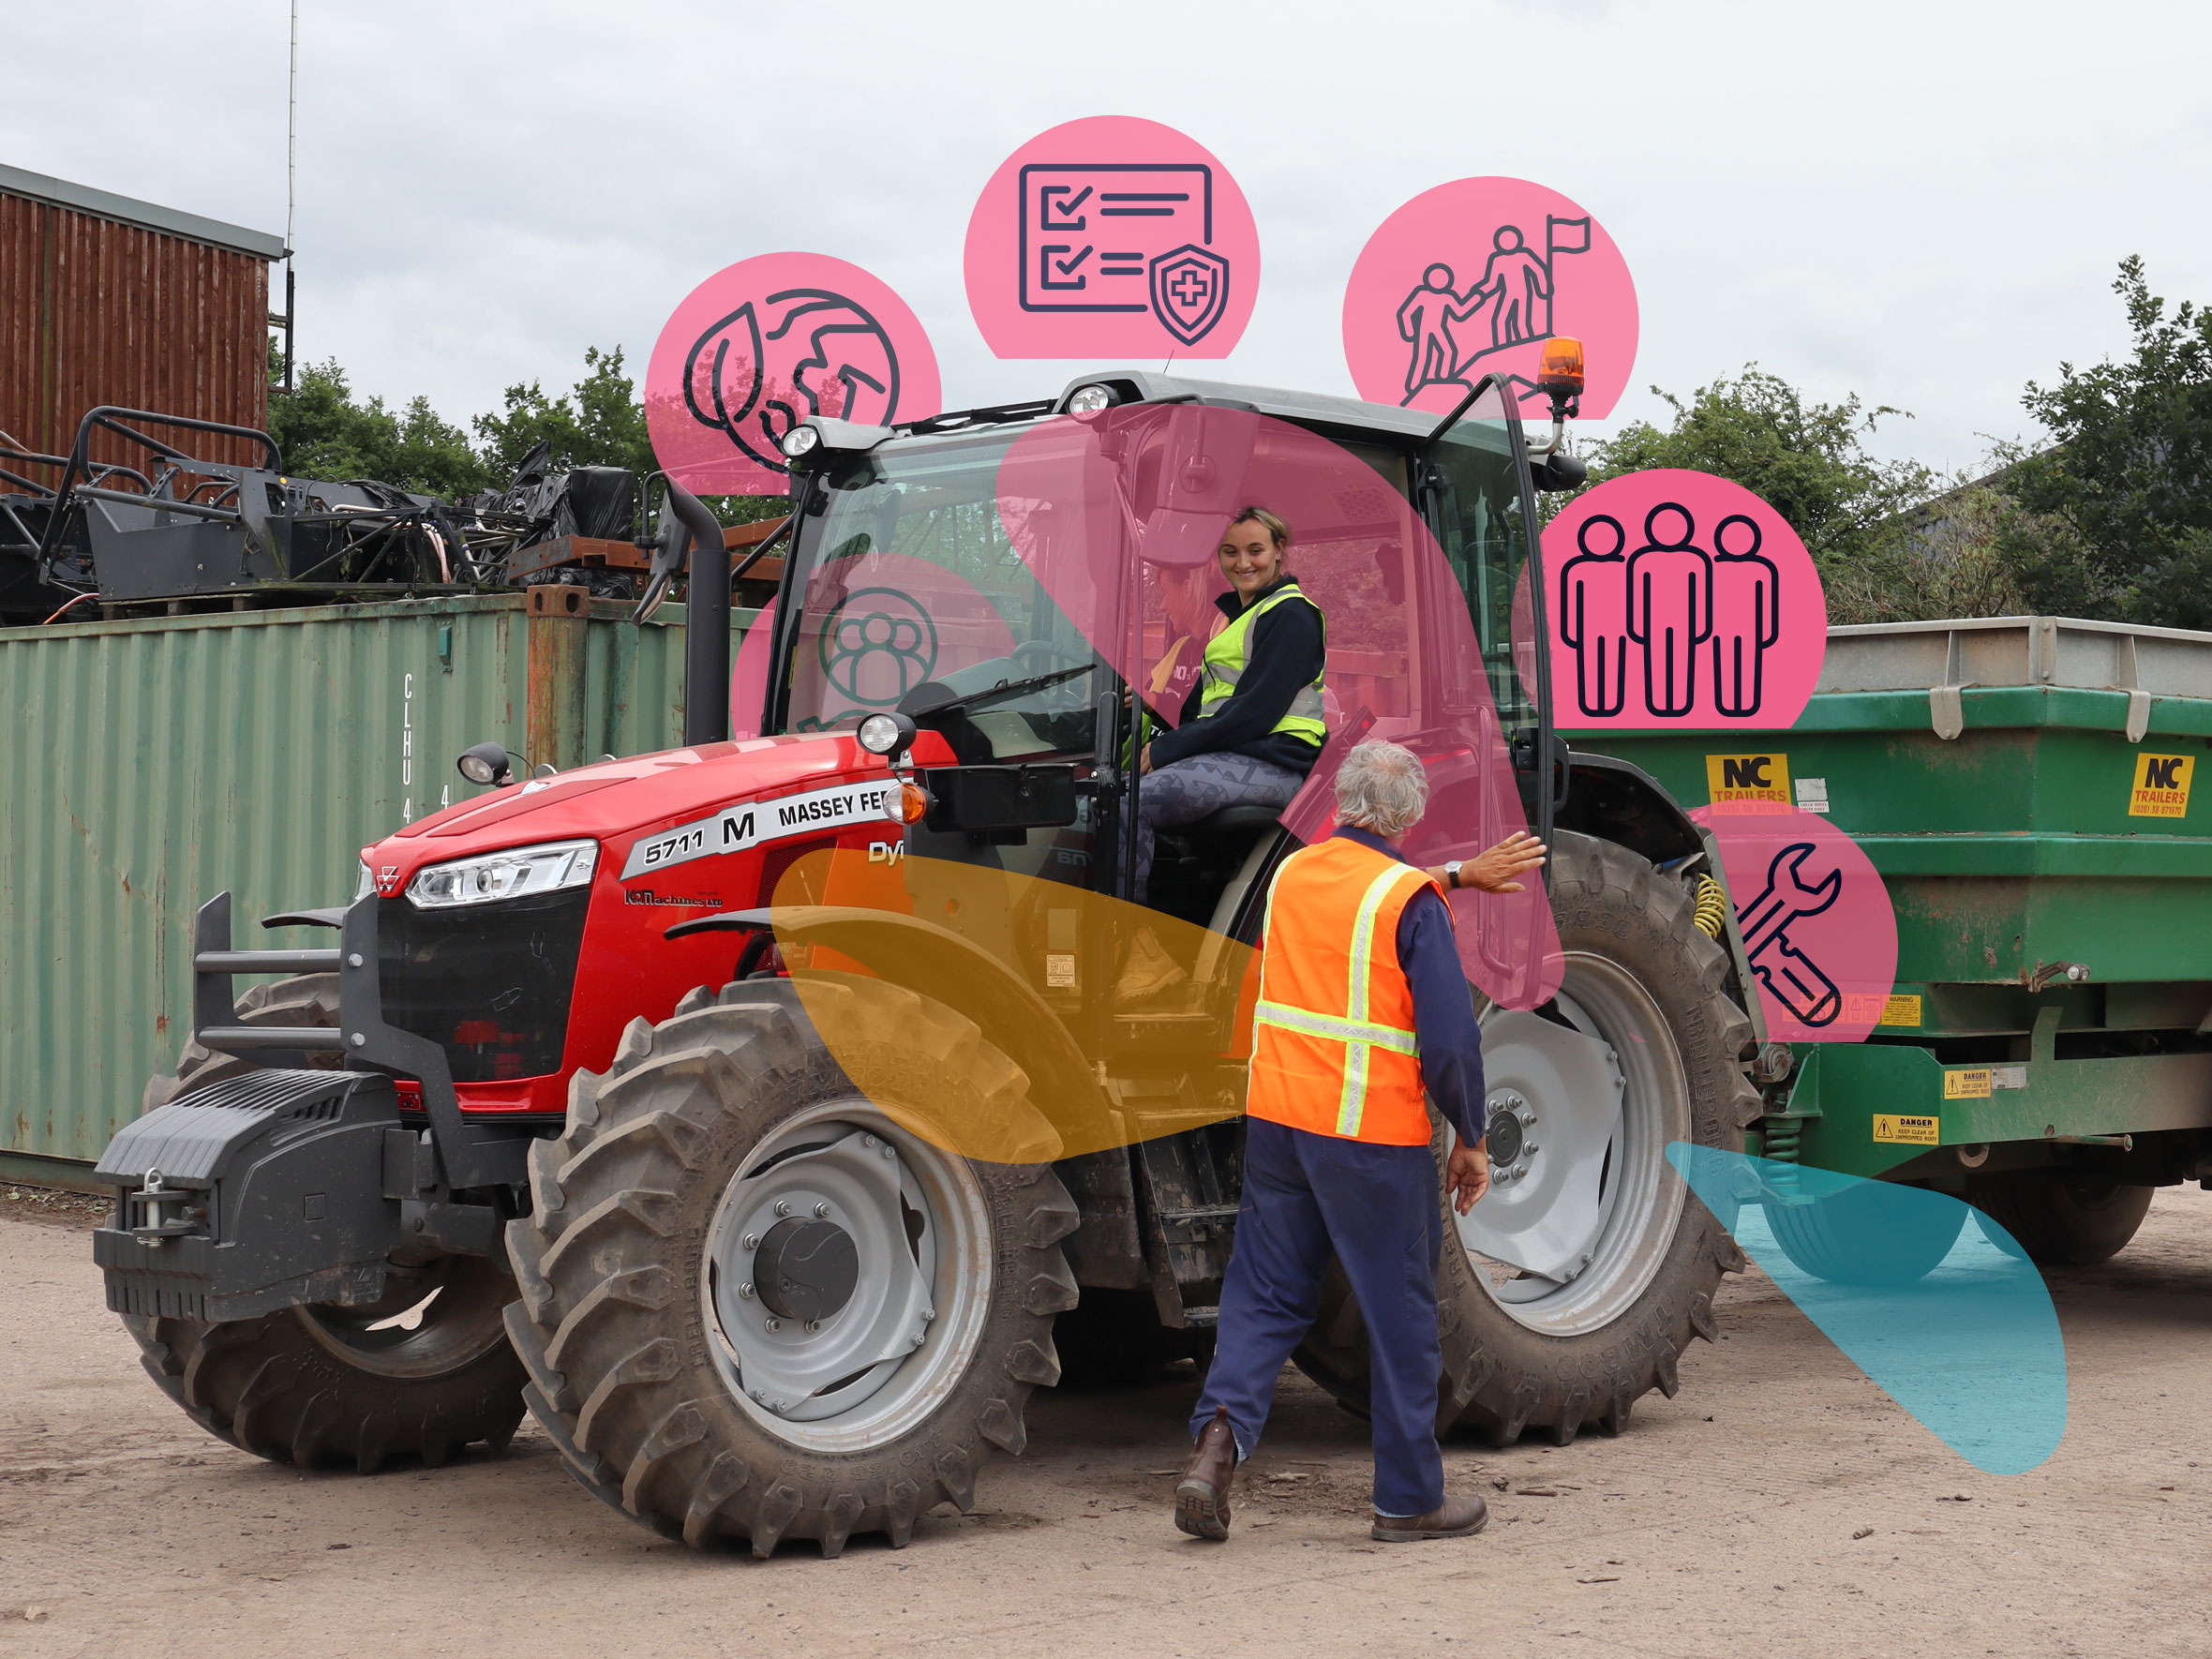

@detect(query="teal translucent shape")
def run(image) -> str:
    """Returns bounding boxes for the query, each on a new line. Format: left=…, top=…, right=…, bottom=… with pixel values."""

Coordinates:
left=1666, top=1144, right=2067, bottom=1475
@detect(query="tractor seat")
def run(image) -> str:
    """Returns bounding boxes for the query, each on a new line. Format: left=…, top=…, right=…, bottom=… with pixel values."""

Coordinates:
left=1184, top=802, right=1285, bottom=849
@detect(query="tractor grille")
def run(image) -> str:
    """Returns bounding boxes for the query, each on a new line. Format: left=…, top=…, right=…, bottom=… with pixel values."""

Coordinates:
left=376, top=889, right=590, bottom=1082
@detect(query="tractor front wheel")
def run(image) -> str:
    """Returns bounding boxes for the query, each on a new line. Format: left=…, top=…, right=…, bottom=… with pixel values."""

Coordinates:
left=504, top=974, right=1080, bottom=1557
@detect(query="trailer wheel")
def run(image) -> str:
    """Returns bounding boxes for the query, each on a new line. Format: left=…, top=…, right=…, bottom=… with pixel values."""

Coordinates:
left=123, top=974, right=529, bottom=1472
left=1293, top=831, right=1757, bottom=1447
left=503, top=974, right=1080, bottom=1557
left=1763, top=1183, right=1966, bottom=1284
left=1968, top=1172, right=2154, bottom=1265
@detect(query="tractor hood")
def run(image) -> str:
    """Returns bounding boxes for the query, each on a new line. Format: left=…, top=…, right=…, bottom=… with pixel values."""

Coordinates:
left=359, top=729, right=956, bottom=901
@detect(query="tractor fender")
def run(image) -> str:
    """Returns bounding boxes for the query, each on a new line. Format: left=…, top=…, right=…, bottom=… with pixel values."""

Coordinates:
left=670, top=904, right=1117, bottom=1158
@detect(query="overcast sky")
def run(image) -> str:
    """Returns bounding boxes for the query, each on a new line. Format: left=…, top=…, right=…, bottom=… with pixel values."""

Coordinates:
left=9, top=1, right=2210, bottom=478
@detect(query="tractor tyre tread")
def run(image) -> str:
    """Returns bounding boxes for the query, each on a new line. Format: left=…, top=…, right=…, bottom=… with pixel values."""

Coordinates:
left=505, top=974, right=1075, bottom=1556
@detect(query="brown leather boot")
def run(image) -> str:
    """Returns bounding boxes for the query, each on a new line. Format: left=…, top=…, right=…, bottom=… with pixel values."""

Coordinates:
left=1370, top=1491, right=1488, bottom=1542
left=1173, top=1406, right=1236, bottom=1540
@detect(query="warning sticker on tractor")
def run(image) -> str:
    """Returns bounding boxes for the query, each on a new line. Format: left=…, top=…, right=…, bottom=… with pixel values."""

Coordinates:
left=1879, top=994, right=1922, bottom=1027
left=1875, top=1113, right=1941, bottom=1144
left=620, top=781, right=898, bottom=879
left=2129, top=753, right=2194, bottom=818
left=1706, top=753, right=1791, bottom=808
left=1943, top=1069, right=1994, bottom=1100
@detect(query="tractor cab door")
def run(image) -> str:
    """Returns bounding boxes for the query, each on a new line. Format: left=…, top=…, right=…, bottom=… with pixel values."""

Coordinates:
left=1416, top=377, right=1558, bottom=850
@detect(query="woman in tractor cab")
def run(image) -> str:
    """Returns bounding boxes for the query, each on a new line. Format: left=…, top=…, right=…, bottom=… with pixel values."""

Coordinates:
left=1118, top=505, right=1328, bottom=1007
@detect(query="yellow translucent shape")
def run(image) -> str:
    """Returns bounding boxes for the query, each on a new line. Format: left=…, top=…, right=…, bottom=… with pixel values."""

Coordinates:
left=770, top=847, right=1258, bottom=1164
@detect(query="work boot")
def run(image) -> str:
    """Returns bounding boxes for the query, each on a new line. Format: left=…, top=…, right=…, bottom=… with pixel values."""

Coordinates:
left=1370, top=1492, right=1488, bottom=1543
left=1115, top=925, right=1188, bottom=1009
left=1173, top=1406, right=1236, bottom=1541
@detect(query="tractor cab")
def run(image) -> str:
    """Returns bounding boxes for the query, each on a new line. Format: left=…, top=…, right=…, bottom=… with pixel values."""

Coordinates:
left=750, top=368, right=1569, bottom=1017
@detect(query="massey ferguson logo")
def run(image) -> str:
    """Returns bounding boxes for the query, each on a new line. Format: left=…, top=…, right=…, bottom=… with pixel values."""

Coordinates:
left=379, top=864, right=400, bottom=893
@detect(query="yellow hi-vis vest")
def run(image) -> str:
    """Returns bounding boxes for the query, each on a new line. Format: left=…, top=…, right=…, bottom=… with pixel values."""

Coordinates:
left=1195, top=580, right=1327, bottom=748
left=1247, top=835, right=1443, bottom=1146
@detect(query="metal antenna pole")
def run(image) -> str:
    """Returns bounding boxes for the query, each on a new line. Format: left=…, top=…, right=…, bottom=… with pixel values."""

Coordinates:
left=283, top=0, right=298, bottom=393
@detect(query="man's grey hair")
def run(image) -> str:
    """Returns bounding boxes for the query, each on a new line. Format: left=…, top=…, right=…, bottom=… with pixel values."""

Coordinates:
left=1335, top=740, right=1429, bottom=837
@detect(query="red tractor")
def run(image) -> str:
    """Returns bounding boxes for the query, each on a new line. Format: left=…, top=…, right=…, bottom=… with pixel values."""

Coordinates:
left=94, top=364, right=1756, bottom=1556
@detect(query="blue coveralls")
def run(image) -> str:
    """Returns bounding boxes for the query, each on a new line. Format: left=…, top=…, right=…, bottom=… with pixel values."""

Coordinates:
left=1190, top=825, right=1488, bottom=1518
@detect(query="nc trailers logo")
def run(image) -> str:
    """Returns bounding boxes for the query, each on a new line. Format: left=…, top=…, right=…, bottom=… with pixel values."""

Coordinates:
left=620, top=781, right=898, bottom=880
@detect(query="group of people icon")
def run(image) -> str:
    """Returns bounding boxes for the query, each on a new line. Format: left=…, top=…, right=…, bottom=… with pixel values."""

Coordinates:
left=1558, top=504, right=1782, bottom=721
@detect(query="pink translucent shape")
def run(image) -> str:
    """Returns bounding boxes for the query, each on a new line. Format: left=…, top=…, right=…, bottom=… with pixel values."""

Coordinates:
left=1545, top=471, right=1825, bottom=730
left=645, top=252, right=940, bottom=498
left=1343, top=176, right=1638, bottom=420
left=964, top=116, right=1261, bottom=361
left=1691, top=803, right=1898, bottom=1043
left=994, top=405, right=1562, bottom=1009
left=784, top=550, right=1015, bottom=735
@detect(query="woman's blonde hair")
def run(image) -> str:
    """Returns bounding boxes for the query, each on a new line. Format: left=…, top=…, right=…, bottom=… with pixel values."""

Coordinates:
left=1226, top=505, right=1293, bottom=551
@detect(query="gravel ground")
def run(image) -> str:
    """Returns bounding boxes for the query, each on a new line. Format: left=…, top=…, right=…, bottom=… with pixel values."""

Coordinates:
left=1, top=1183, right=2204, bottom=1658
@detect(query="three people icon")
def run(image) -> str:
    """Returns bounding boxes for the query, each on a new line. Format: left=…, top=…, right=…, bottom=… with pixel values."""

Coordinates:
left=1557, top=504, right=1781, bottom=722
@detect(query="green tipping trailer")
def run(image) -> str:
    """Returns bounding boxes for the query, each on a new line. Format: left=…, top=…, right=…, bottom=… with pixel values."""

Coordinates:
left=1571, top=616, right=2212, bottom=1269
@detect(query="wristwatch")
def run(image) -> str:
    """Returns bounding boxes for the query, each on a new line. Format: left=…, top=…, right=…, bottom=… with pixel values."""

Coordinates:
left=1443, top=860, right=1464, bottom=890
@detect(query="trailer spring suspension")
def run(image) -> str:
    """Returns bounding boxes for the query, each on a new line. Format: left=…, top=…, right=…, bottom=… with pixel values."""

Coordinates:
left=1693, top=875, right=1728, bottom=939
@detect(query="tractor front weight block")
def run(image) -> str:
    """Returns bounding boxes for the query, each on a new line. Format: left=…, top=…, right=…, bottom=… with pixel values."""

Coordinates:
left=92, top=1069, right=415, bottom=1323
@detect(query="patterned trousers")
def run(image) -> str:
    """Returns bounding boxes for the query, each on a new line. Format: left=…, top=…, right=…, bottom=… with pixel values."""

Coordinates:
left=1132, top=752, right=1305, bottom=904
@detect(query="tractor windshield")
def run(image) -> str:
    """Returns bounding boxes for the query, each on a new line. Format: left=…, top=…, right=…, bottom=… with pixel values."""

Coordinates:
left=776, top=428, right=1105, bottom=759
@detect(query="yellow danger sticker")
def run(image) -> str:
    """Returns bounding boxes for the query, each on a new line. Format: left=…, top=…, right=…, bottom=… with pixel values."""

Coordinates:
left=1706, top=752, right=1791, bottom=808
left=1879, top=994, right=1922, bottom=1027
left=1943, top=1069, right=1994, bottom=1100
left=2130, top=753, right=2194, bottom=819
left=1875, top=1114, right=1941, bottom=1145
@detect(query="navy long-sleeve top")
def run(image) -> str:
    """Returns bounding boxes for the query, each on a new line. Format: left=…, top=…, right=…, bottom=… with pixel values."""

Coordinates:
left=1145, top=574, right=1325, bottom=776
left=1334, top=825, right=1488, bottom=1149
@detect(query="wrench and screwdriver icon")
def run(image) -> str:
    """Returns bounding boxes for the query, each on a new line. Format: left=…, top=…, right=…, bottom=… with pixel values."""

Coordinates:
left=1734, top=843, right=1845, bottom=1026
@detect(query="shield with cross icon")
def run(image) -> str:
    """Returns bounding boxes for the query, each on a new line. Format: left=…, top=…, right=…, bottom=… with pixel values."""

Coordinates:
left=1148, top=244, right=1232, bottom=347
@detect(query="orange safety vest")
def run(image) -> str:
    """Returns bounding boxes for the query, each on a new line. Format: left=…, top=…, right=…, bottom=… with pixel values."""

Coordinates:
left=1247, top=836, right=1446, bottom=1146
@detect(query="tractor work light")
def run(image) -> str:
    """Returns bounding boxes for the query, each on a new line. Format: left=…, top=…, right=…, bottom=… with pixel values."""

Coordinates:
left=406, top=839, right=598, bottom=909
left=779, top=426, right=822, bottom=459
left=856, top=710, right=918, bottom=760
left=1067, top=383, right=1117, bottom=416
left=456, top=740, right=516, bottom=787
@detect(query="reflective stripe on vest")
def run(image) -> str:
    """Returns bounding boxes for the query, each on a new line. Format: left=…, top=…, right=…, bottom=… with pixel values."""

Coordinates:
left=1247, top=839, right=1442, bottom=1145
left=1196, top=581, right=1327, bottom=744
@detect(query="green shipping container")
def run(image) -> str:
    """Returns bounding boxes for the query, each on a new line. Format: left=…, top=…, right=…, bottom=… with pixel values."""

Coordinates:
left=0, top=590, right=746, bottom=1177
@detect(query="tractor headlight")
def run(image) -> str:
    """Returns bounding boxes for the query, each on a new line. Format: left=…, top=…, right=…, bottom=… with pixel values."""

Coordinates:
left=355, top=860, right=374, bottom=902
left=406, top=839, right=598, bottom=909
left=780, top=426, right=821, bottom=459
left=1067, top=383, right=1116, bottom=416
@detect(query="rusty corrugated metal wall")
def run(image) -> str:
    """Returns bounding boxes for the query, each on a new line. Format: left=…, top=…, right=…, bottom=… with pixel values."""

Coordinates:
left=0, top=187, right=273, bottom=468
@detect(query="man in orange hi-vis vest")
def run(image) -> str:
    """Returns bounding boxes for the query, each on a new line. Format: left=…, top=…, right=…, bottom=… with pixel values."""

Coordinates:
left=1173, top=740, right=1547, bottom=1544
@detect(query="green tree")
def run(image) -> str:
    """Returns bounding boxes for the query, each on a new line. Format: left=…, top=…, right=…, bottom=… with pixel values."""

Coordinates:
left=1577, top=366, right=1937, bottom=564
left=2000, top=257, right=2212, bottom=628
left=267, top=359, right=490, bottom=499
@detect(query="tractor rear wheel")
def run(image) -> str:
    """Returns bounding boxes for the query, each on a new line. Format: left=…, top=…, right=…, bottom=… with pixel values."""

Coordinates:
left=124, top=974, right=529, bottom=1471
left=1293, top=831, right=1756, bottom=1446
left=503, top=974, right=1080, bottom=1557
left=1969, top=1171, right=2155, bottom=1265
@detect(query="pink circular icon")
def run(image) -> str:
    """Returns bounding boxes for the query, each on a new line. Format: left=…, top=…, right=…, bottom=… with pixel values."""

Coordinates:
left=1342, top=177, right=1637, bottom=420
left=1691, top=804, right=1898, bottom=1044
left=964, top=116, right=1260, bottom=360
left=645, top=252, right=940, bottom=497
left=1541, top=470, right=1826, bottom=730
